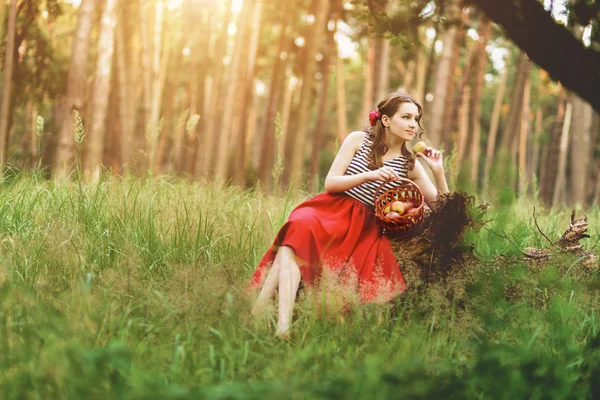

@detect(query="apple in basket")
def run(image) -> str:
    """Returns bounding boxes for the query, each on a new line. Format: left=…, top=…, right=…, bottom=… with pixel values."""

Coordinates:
left=385, top=211, right=402, bottom=220
left=391, top=201, right=405, bottom=214
left=383, top=201, right=404, bottom=215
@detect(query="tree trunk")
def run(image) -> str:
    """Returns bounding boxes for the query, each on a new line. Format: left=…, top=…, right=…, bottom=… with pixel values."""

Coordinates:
left=357, top=35, right=376, bottom=129
left=441, top=8, right=466, bottom=151
left=413, top=45, right=427, bottom=105
left=115, top=5, right=135, bottom=174
left=139, top=0, right=152, bottom=135
left=469, top=14, right=491, bottom=190
left=518, top=75, right=531, bottom=195
left=336, top=45, right=349, bottom=143
left=148, top=1, right=168, bottom=174
left=374, top=37, right=390, bottom=102
left=0, top=0, right=17, bottom=170
left=214, top=0, right=253, bottom=182
left=83, top=0, right=117, bottom=181
left=569, top=94, right=593, bottom=206
left=198, top=0, right=232, bottom=177
left=232, top=0, right=263, bottom=187
left=540, top=92, right=566, bottom=205
left=150, top=0, right=164, bottom=131
left=552, top=101, right=573, bottom=208
left=287, top=0, right=330, bottom=189
left=422, top=27, right=438, bottom=103
left=455, top=85, right=470, bottom=171
left=29, top=101, right=38, bottom=162
left=257, top=0, right=292, bottom=190
left=499, top=52, right=530, bottom=152
left=590, top=112, right=600, bottom=203
left=482, top=63, right=508, bottom=187
left=53, top=0, right=96, bottom=179
left=426, top=0, right=461, bottom=148
left=531, top=107, right=542, bottom=187
left=309, top=21, right=334, bottom=192
left=277, top=73, right=296, bottom=179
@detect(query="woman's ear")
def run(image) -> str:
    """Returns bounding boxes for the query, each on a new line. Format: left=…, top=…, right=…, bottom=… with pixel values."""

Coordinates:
left=381, top=115, right=390, bottom=127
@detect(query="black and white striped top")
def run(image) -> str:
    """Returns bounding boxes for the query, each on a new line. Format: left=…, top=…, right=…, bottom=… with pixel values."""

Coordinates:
left=344, top=135, right=409, bottom=208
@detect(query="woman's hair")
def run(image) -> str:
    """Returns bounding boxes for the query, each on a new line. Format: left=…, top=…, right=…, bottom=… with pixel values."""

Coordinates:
left=365, top=92, right=424, bottom=171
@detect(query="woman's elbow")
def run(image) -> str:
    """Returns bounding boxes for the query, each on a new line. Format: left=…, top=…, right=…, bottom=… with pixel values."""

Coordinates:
left=324, top=177, right=337, bottom=193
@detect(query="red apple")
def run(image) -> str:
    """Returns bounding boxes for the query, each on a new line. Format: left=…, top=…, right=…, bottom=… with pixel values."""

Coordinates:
left=385, top=211, right=402, bottom=220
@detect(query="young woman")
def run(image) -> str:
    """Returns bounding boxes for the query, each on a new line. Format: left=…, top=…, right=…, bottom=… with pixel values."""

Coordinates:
left=249, top=93, right=449, bottom=336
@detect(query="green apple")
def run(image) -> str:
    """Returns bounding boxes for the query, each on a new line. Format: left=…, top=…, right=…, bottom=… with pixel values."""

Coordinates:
left=413, top=141, right=427, bottom=154
left=391, top=201, right=405, bottom=214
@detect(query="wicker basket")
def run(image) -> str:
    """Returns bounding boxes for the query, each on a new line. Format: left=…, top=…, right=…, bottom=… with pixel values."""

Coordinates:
left=374, top=177, right=425, bottom=235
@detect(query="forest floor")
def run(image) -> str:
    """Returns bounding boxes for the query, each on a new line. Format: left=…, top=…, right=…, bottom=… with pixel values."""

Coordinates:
left=1, top=173, right=599, bottom=399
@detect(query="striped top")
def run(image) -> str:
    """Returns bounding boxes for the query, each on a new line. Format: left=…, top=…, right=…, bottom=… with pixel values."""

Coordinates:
left=344, top=135, right=410, bottom=208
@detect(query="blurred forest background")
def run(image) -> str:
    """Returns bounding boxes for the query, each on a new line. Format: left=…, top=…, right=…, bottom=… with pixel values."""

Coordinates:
left=0, top=0, right=599, bottom=205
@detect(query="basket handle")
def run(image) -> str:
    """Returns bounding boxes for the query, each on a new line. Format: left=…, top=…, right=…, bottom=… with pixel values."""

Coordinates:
left=373, top=177, right=416, bottom=206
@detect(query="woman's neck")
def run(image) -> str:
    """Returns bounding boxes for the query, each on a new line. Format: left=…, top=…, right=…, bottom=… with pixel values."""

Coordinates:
left=386, top=135, right=405, bottom=153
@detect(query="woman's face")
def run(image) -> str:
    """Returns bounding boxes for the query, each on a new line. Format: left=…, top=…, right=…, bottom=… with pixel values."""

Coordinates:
left=383, top=102, right=420, bottom=142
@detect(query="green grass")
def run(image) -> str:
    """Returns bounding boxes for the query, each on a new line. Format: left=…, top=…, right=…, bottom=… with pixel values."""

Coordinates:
left=1, top=172, right=599, bottom=399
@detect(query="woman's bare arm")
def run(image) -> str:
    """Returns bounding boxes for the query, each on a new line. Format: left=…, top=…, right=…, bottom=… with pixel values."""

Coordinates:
left=408, top=158, right=449, bottom=210
left=324, top=131, right=401, bottom=193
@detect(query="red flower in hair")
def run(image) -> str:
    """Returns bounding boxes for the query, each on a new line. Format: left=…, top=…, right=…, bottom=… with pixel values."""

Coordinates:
left=369, top=110, right=380, bottom=127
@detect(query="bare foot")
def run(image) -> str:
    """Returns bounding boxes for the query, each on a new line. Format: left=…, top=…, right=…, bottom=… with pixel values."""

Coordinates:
left=275, top=328, right=291, bottom=340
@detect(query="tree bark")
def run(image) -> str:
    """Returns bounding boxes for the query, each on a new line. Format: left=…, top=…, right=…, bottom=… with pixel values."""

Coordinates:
left=540, top=92, right=566, bottom=205
left=413, top=45, right=427, bottom=105
left=309, top=21, right=334, bottom=193
left=83, top=0, right=117, bottom=181
left=531, top=107, right=542, bottom=187
left=258, top=0, right=292, bottom=190
left=0, top=0, right=17, bottom=170
left=232, top=0, right=263, bottom=187
left=473, top=0, right=600, bottom=113
left=287, top=0, right=330, bottom=189
left=139, top=0, right=152, bottom=134
left=499, top=52, right=530, bottom=152
left=427, top=0, right=462, bottom=148
left=198, top=0, right=232, bottom=177
left=469, top=14, right=491, bottom=190
left=336, top=22, right=349, bottom=145
left=357, top=36, right=376, bottom=129
left=482, top=63, right=508, bottom=188
left=569, top=94, right=594, bottom=206
left=455, top=85, right=470, bottom=170
left=552, top=101, right=573, bottom=207
left=53, top=0, right=96, bottom=180
left=115, top=5, right=135, bottom=174
left=441, top=8, right=466, bottom=151
left=374, top=37, right=390, bottom=102
left=214, top=0, right=253, bottom=182
left=423, top=26, right=438, bottom=103
left=518, top=75, right=531, bottom=195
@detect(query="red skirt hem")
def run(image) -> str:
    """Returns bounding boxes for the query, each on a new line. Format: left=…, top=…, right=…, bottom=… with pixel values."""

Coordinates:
left=249, top=192, right=406, bottom=303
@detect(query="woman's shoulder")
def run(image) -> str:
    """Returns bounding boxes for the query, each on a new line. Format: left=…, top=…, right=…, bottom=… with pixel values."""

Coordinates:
left=345, top=130, right=368, bottom=142
left=342, top=131, right=369, bottom=152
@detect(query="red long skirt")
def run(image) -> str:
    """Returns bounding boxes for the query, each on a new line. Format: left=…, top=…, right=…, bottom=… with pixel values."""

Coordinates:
left=249, top=192, right=406, bottom=303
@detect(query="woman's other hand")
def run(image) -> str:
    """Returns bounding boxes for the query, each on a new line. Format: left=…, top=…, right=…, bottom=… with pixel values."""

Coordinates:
left=416, top=147, right=443, bottom=174
left=367, top=166, right=401, bottom=182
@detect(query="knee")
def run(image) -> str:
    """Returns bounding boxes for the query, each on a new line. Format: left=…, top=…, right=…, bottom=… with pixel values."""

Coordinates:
left=279, top=246, right=301, bottom=277
left=279, top=245, right=296, bottom=261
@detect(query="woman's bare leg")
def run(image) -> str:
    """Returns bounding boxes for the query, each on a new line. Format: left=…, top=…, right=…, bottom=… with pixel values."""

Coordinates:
left=251, top=249, right=283, bottom=316
left=276, top=245, right=301, bottom=336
